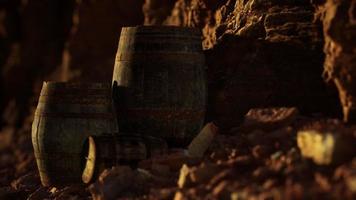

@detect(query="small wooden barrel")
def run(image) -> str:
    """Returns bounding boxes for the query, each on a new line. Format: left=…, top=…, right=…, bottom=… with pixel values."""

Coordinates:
left=82, top=134, right=147, bottom=183
left=112, top=26, right=206, bottom=147
left=31, top=82, right=118, bottom=186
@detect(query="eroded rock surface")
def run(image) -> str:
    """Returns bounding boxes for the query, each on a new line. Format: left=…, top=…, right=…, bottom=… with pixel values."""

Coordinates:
left=320, top=0, right=356, bottom=123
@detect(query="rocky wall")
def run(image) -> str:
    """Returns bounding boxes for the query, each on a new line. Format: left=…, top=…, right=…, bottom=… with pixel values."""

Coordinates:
left=0, top=0, right=75, bottom=128
left=320, top=0, right=356, bottom=123
left=143, top=0, right=342, bottom=130
left=65, top=0, right=145, bottom=82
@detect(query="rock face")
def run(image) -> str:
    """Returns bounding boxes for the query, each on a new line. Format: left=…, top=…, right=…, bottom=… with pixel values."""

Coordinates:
left=65, top=0, right=145, bottom=82
left=320, top=0, right=356, bottom=123
left=0, top=0, right=146, bottom=128
left=148, top=0, right=356, bottom=127
left=0, top=0, right=74, bottom=127
left=148, top=0, right=341, bottom=130
left=143, top=0, right=177, bottom=25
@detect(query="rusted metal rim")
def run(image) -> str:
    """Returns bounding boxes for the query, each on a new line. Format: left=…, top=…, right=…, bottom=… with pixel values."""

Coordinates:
left=120, top=108, right=205, bottom=121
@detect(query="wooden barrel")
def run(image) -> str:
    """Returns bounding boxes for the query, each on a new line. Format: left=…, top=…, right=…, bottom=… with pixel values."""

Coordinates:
left=112, top=26, right=206, bottom=147
left=82, top=134, right=147, bottom=183
left=31, top=82, right=118, bottom=186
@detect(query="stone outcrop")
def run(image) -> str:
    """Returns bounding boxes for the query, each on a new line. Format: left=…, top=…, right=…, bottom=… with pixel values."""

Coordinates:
left=319, top=0, right=356, bottom=123
left=143, top=0, right=341, bottom=130
left=207, top=0, right=341, bottom=129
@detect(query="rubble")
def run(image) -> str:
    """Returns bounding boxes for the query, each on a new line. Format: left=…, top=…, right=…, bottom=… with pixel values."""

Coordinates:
left=0, top=187, right=27, bottom=200
left=89, top=166, right=150, bottom=199
left=10, top=172, right=40, bottom=192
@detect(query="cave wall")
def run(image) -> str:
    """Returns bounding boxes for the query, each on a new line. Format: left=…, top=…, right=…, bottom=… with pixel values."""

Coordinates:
left=319, top=0, right=356, bottom=123
left=0, top=0, right=75, bottom=127
left=0, top=0, right=352, bottom=130
left=66, top=0, right=145, bottom=81
left=143, top=0, right=341, bottom=129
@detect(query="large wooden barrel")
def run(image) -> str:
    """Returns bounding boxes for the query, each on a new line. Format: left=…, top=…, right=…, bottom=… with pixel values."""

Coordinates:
left=112, top=26, right=206, bottom=147
left=31, top=82, right=118, bottom=186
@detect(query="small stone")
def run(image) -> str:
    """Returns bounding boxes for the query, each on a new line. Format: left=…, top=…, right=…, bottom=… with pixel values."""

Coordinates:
left=52, top=185, right=89, bottom=199
left=11, top=172, right=40, bottom=192
left=27, top=187, right=51, bottom=200
left=207, top=169, right=235, bottom=190
left=152, top=188, right=176, bottom=200
left=252, top=145, right=273, bottom=159
left=297, top=126, right=355, bottom=165
left=210, top=150, right=229, bottom=161
left=173, top=191, right=186, bottom=200
left=314, top=173, right=331, bottom=191
left=189, top=163, right=222, bottom=184
left=346, top=175, right=356, bottom=193
left=178, top=162, right=223, bottom=189
left=240, top=107, right=299, bottom=132
left=89, top=166, right=149, bottom=199
left=178, top=164, right=192, bottom=188
left=263, top=179, right=277, bottom=189
left=231, top=190, right=249, bottom=200
left=226, top=155, right=254, bottom=167
left=212, top=180, right=230, bottom=199
left=253, top=167, right=275, bottom=181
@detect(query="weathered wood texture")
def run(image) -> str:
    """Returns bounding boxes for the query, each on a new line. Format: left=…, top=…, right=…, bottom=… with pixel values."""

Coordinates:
left=112, top=26, right=206, bottom=147
left=31, top=82, right=118, bottom=186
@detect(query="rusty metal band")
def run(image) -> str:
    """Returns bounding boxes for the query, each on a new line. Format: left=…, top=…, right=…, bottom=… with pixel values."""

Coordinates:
left=121, top=108, right=205, bottom=121
left=38, top=96, right=112, bottom=105
left=40, top=89, right=111, bottom=96
left=34, top=111, right=115, bottom=119
left=35, top=152, right=81, bottom=160
left=120, top=32, right=201, bottom=38
left=116, top=52, right=204, bottom=62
